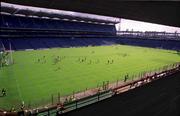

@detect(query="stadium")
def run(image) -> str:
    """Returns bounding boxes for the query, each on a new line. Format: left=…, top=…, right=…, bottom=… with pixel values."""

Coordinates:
left=0, top=1, right=180, bottom=116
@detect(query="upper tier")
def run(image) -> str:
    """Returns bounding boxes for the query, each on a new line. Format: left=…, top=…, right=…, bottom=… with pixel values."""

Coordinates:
left=0, top=14, right=116, bottom=34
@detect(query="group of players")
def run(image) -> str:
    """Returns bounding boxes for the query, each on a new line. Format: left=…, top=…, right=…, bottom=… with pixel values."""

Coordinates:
left=35, top=53, right=117, bottom=72
left=37, top=56, right=46, bottom=64
left=77, top=57, right=115, bottom=65
left=36, top=55, right=66, bottom=64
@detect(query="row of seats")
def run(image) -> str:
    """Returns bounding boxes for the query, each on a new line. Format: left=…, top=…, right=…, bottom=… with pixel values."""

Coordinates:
left=1, top=37, right=180, bottom=51
left=0, top=38, right=117, bottom=50
left=1, top=14, right=116, bottom=33
left=116, top=38, right=180, bottom=50
left=0, top=28, right=115, bottom=37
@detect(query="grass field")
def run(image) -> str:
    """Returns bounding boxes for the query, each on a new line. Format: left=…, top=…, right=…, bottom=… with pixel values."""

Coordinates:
left=0, top=45, right=180, bottom=110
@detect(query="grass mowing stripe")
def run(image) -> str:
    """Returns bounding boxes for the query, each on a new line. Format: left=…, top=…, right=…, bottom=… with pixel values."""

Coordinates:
left=14, top=76, right=23, bottom=102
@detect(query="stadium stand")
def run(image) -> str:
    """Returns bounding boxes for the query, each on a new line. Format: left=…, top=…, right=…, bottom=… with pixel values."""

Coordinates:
left=1, top=14, right=116, bottom=33
left=1, top=13, right=180, bottom=51
left=117, top=37, right=180, bottom=50
left=0, top=14, right=118, bottom=50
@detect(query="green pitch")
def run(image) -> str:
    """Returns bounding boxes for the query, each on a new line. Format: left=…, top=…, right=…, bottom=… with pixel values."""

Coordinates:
left=0, top=45, right=180, bottom=110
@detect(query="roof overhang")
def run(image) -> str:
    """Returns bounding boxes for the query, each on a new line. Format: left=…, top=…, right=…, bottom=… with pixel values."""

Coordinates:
left=1, top=2, right=120, bottom=25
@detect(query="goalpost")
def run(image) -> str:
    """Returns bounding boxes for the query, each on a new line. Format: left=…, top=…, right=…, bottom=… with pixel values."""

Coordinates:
left=0, top=42, right=13, bottom=69
left=0, top=51, right=3, bottom=69
left=0, top=42, right=5, bottom=69
left=9, top=42, right=13, bottom=65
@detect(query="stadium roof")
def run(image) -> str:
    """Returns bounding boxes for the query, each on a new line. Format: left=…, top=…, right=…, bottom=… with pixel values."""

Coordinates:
left=1, top=0, right=180, bottom=27
left=1, top=2, right=120, bottom=25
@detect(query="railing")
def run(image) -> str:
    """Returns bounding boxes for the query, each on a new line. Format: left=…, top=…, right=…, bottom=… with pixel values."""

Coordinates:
left=25, top=90, right=114, bottom=116
left=28, top=63, right=180, bottom=116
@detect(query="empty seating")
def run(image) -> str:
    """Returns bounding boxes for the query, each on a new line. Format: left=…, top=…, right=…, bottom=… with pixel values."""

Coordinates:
left=3, top=15, right=22, bottom=28
left=1, top=37, right=180, bottom=51
left=116, top=38, right=180, bottom=50
left=1, top=14, right=116, bottom=34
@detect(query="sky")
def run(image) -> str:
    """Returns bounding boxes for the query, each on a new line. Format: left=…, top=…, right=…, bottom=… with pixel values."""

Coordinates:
left=116, top=19, right=180, bottom=33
